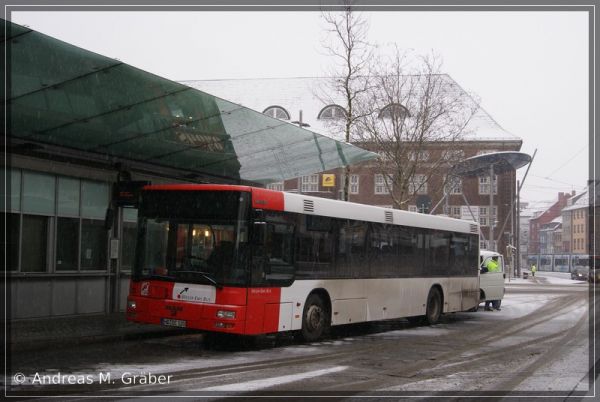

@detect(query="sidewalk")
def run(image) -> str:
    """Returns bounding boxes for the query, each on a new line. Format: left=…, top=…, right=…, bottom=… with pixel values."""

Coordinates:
left=7, top=313, right=190, bottom=352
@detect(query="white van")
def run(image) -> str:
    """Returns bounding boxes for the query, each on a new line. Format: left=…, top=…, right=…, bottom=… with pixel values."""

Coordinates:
left=478, top=250, right=505, bottom=309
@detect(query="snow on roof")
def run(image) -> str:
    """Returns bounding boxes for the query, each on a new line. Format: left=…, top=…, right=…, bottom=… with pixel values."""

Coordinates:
left=562, top=189, right=589, bottom=212
left=181, top=76, right=520, bottom=143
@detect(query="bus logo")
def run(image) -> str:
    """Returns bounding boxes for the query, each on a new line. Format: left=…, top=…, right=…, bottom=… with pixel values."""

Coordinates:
left=141, top=282, right=150, bottom=296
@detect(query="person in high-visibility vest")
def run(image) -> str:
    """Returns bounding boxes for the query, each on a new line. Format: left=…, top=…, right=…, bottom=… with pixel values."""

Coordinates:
left=531, top=264, right=537, bottom=277
left=484, top=258, right=500, bottom=311
left=487, top=258, right=499, bottom=273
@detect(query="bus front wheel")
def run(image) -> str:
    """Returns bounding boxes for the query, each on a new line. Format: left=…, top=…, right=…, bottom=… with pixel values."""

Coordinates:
left=425, top=287, right=442, bottom=325
left=301, top=294, right=330, bottom=342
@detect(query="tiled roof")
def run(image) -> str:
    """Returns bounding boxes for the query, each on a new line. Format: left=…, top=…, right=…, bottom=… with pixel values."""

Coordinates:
left=181, top=76, right=520, bottom=143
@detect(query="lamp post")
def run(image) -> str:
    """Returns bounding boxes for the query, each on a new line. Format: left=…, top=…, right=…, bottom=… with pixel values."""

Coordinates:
left=292, top=110, right=311, bottom=195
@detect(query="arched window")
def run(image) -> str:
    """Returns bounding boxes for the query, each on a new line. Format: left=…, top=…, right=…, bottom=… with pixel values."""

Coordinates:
left=262, top=106, right=290, bottom=120
left=378, top=103, right=410, bottom=120
left=317, top=104, right=346, bottom=120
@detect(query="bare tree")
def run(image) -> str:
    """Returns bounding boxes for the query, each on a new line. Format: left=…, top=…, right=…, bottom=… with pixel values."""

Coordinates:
left=355, top=50, right=479, bottom=210
left=319, top=2, right=374, bottom=201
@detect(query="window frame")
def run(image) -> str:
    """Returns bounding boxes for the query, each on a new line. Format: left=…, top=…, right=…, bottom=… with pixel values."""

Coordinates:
left=378, top=103, right=410, bottom=120
left=7, top=168, right=110, bottom=274
left=262, top=105, right=291, bottom=120
left=374, top=174, right=393, bottom=195
left=317, top=104, right=346, bottom=120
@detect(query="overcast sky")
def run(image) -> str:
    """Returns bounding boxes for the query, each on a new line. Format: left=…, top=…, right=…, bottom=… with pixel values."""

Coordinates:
left=11, top=10, right=590, bottom=209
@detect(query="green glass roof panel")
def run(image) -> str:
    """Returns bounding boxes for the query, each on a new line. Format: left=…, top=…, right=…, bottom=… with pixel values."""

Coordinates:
left=2, top=21, right=120, bottom=99
left=5, top=19, right=376, bottom=184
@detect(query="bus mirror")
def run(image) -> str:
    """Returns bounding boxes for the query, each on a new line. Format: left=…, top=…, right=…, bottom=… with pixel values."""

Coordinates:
left=252, top=222, right=267, bottom=245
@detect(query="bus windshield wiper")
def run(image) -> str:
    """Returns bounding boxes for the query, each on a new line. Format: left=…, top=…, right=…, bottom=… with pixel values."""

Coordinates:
left=175, top=270, right=223, bottom=289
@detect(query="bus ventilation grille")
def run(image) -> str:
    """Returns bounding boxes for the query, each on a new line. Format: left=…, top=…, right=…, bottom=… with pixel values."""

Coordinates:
left=385, top=211, right=394, bottom=223
left=470, top=224, right=478, bottom=234
left=303, top=199, right=315, bottom=213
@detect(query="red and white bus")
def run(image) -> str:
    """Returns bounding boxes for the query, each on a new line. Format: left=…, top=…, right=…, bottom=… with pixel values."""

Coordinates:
left=127, top=184, right=480, bottom=341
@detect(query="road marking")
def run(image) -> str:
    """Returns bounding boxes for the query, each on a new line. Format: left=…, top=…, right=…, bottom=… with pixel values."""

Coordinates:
left=196, top=366, right=348, bottom=392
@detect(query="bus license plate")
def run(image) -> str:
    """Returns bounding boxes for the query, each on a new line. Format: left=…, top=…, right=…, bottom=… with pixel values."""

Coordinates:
left=161, top=318, right=187, bottom=328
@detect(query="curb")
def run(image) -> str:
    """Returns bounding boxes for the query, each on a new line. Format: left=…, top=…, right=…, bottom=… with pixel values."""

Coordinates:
left=9, top=327, right=193, bottom=353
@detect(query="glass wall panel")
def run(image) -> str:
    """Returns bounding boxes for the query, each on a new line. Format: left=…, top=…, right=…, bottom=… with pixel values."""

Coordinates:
left=122, top=208, right=138, bottom=222
left=121, top=221, right=137, bottom=271
left=81, top=181, right=109, bottom=219
left=3, top=169, right=22, bottom=212
left=56, top=217, right=79, bottom=271
left=58, top=177, right=80, bottom=216
left=5, top=213, right=20, bottom=271
left=81, top=219, right=107, bottom=270
left=21, top=214, right=48, bottom=272
left=22, top=171, right=55, bottom=215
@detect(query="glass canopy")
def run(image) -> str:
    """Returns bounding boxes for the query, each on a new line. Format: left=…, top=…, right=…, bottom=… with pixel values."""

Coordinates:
left=2, top=20, right=376, bottom=184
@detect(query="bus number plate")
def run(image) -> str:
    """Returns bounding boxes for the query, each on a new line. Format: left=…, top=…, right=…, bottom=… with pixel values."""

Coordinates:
left=161, top=318, right=187, bottom=328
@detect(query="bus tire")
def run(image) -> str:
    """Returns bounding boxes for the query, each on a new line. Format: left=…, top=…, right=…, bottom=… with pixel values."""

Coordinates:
left=301, top=293, right=330, bottom=342
left=425, top=287, right=442, bottom=325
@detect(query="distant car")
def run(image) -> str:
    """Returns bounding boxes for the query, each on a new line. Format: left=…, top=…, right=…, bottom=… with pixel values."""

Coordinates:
left=571, top=266, right=589, bottom=281
left=589, top=269, right=600, bottom=283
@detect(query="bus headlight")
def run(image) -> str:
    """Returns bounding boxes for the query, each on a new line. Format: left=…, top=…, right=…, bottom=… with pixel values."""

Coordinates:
left=127, top=300, right=137, bottom=310
left=216, top=310, right=236, bottom=319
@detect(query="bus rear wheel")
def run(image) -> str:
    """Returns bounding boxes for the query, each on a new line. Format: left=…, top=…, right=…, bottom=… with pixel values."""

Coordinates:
left=301, top=294, right=330, bottom=342
left=425, top=287, right=442, bottom=325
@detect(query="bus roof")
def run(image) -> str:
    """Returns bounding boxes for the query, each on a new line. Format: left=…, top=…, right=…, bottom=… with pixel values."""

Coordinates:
left=143, top=184, right=478, bottom=235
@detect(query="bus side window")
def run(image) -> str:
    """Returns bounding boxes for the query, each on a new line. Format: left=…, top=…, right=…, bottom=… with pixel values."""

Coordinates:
left=260, top=213, right=296, bottom=285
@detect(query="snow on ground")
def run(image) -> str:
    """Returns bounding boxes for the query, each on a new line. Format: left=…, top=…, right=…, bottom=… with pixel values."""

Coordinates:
left=507, top=271, right=586, bottom=286
left=12, top=271, right=588, bottom=388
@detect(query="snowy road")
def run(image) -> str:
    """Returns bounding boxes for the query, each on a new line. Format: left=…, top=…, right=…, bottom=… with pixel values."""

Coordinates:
left=8, top=274, right=596, bottom=399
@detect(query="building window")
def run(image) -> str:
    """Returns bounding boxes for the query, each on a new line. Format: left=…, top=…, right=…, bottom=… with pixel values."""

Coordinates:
left=21, top=214, right=49, bottom=272
left=374, top=174, right=393, bottom=195
left=56, top=217, right=80, bottom=271
left=267, top=182, right=284, bottom=191
left=5, top=213, right=20, bottom=271
left=409, top=174, right=427, bottom=194
left=7, top=168, right=110, bottom=273
left=318, top=104, right=346, bottom=120
left=442, top=150, right=464, bottom=161
left=81, top=219, right=107, bottom=270
left=378, top=103, right=410, bottom=120
left=350, top=175, right=360, bottom=194
left=262, top=106, right=290, bottom=120
left=408, top=151, right=430, bottom=162
left=444, top=176, right=462, bottom=194
left=478, top=175, right=498, bottom=195
left=301, top=174, right=319, bottom=192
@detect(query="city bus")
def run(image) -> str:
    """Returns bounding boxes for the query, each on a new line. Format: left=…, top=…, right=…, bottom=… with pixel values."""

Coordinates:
left=126, top=184, right=480, bottom=341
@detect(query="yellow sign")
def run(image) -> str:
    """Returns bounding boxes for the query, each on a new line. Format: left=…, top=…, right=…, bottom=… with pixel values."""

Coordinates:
left=322, top=174, right=335, bottom=187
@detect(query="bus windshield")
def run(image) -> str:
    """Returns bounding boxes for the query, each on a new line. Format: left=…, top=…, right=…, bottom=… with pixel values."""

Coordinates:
left=133, top=190, right=250, bottom=287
